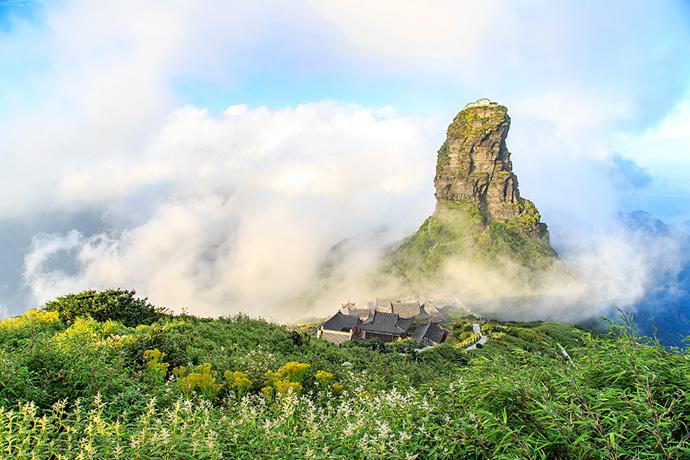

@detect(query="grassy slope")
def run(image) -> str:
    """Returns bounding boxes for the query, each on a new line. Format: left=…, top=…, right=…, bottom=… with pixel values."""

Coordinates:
left=1, top=301, right=689, bottom=459
left=388, top=200, right=557, bottom=285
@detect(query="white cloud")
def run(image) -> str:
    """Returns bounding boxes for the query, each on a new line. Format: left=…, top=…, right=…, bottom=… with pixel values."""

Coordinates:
left=22, top=103, right=438, bottom=319
left=308, top=1, right=690, bottom=120
left=649, top=100, right=690, bottom=141
left=2, top=0, right=690, bottom=322
left=614, top=98, right=690, bottom=200
left=20, top=101, right=689, bottom=323
left=307, top=0, right=502, bottom=64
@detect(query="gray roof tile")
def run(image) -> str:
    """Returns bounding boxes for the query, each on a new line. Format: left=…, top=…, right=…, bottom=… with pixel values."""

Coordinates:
left=362, top=311, right=413, bottom=335
left=413, top=321, right=448, bottom=344
left=321, top=312, right=359, bottom=332
left=391, top=302, right=423, bottom=319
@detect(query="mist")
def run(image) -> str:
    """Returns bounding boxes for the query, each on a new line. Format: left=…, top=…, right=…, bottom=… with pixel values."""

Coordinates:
left=18, top=101, right=690, bottom=324
left=1, top=0, right=689, bottom=325
left=19, top=103, right=440, bottom=321
left=294, top=196, right=690, bottom=325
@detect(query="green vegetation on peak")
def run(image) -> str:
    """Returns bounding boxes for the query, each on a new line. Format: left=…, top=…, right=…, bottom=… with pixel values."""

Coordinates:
left=435, top=139, right=450, bottom=174
left=447, top=102, right=509, bottom=140
left=389, top=199, right=556, bottom=284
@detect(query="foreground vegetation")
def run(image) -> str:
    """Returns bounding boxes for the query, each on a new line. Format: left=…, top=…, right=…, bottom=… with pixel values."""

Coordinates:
left=1, top=290, right=689, bottom=459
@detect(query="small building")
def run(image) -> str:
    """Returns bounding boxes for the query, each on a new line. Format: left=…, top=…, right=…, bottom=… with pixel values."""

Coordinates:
left=317, top=329, right=353, bottom=346
left=391, top=301, right=426, bottom=319
left=464, top=98, right=498, bottom=109
left=373, top=299, right=445, bottom=321
left=412, top=321, right=449, bottom=346
left=358, top=311, right=414, bottom=342
left=421, top=302, right=444, bottom=320
left=315, top=311, right=362, bottom=345
left=371, top=298, right=395, bottom=311
left=316, top=298, right=449, bottom=346
left=339, top=301, right=372, bottom=320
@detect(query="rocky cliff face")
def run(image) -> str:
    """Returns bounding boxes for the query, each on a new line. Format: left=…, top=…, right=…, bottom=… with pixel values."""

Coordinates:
left=389, top=99, right=555, bottom=281
left=434, top=99, right=546, bottom=237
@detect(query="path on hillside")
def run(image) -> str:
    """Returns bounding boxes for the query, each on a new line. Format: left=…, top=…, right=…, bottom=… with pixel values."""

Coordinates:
left=465, top=323, right=488, bottom=350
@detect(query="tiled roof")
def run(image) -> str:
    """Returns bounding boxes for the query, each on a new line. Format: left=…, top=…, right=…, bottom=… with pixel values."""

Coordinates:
left=321, top=312, right=359, bottom=332
left=413, top=321, right=448, bottom=344
left=391, top=302, right=423, bottom=319
left=341, top=306, right=372, bottom=319
left=422, top=302, right=440, bottom=315
left=362, top=311, right=412, bottom=335
left=397, top=317, right=415, bottom=332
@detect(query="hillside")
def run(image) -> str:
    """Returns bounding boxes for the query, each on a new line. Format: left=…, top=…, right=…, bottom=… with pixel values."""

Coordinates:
left=1, top=290, right=689, bottom=458
left=389, top=100, right=557, bottom=285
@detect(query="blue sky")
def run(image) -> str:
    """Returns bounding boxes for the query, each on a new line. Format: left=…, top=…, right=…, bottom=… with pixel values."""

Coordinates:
left=1, top=0, right=690, bottom=318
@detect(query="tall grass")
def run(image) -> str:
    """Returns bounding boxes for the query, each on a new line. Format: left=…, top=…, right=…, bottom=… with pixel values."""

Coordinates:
left=1, top=300, right=688, bottom=458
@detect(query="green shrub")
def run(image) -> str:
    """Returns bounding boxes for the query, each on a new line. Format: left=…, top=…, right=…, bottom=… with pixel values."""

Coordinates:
left=44, top=289, right=162, bottom=327
left=0, top=309, right=64, bottom=349
left=3, top=295, right=689, bottom=458
left=385, top=337, right=418, bottom=354
left=418, top=343, right=469, bottom=366
left=143, top=349, right=170, bottom=383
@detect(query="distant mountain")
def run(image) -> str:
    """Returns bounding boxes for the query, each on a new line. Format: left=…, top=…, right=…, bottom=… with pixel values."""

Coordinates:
left=620, top=210, right=690, bottom=347
left=389, top=99, right=556, bottom=284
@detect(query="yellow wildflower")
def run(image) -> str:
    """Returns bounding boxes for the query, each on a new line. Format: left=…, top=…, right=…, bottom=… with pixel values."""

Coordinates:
left=273, top=379, right=302, bottom=396
left=143, top=349, right=170, bottom=379
left=225, top=370, right=253, bottom=394
left=314, top=370, right=334, bottom=386
left=174, top=363, right=223, bottom=400
left=0, top=309, right=60, bottom=330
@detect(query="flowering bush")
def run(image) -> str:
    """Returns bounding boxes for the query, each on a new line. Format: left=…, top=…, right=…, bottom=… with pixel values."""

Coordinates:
left=455, top=332, right=480, bottom=348
left=314, top=370, right=334, bottom=386
left=225, top=370, right=253, bottom=395
left=266, top=361, right=311, bottom=383
left=143, top=349, right=169, bottom=383
left=52, top=317, right=127, bottom=351
left=272, top=379, right=302, bottom=396
left=263, top=362, right=311, bottom=396
left=0, top=309, right=60, bottom=330
left=173, top=363, right=223, bottom=400
left=0, top=309, right=63, bottom=348
left=4, top=295, right=683, bottom=459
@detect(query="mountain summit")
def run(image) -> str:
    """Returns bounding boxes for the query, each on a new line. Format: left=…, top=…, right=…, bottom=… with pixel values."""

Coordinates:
left=390, top=99, right=556, bottom=282
left=435, top=98, right=547, bottom=238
